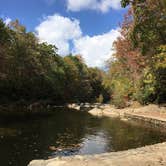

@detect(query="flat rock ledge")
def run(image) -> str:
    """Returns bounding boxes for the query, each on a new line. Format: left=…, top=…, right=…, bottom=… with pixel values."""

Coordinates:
left=28, top=142, right=166, bottom=166
left=88, top=104, right=166, bottom=129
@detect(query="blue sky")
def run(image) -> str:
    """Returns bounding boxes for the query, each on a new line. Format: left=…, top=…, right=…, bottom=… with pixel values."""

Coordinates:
left=0, top=0, right=127, bottom=67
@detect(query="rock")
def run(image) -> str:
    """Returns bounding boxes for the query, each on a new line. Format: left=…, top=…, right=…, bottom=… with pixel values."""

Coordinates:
left=88, top=108, right=103, bottom=117
left=28, top=160, right=45, bottom=166
left=49, top=146, right=58, bottom=151
left=67, top=104, right=80, bottom=111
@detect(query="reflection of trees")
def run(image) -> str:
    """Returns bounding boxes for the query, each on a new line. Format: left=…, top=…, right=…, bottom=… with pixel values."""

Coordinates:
left=100, top=118, right=166, bottom=152
left=0, top=109, right=102, bottom=166
left=1, top=110, right=166, bottom=166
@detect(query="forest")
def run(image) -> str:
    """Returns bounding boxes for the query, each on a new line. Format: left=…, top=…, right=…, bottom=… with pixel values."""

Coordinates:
left=0, top=0, right=165, bottom=108
left=104, top=0, right=166, bottom=108
left=0, top=19, right=109, bottom=105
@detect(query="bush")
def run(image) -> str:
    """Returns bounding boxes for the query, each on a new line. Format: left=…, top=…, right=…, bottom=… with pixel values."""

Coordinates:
left=134, top=68, right=156, bottom=105
left=110, top=78, right=132, bottom=108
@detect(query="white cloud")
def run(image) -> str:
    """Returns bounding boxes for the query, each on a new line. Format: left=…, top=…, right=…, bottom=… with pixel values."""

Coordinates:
left=35, top=14, right=120, bottom=67
left=35, top=14, right=82, bottom=55
left=3, top=17, right=12, bottom=25
left=73, top=29, right=120, bottom=67
left=67, top=0, right=121, bottom=13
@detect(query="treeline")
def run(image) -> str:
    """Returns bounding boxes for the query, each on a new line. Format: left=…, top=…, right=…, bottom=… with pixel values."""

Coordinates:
left=104, top=0, right=166, bottom=108
left=0, top=0, right=165, bottom=108
left=0, top=20, right=109, bottom=105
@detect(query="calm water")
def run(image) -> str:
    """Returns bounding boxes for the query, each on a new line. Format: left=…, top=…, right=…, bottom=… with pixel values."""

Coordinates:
left=0, top=109, right=166, bottom=166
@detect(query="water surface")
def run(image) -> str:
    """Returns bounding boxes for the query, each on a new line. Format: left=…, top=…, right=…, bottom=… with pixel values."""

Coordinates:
left=0, top=108, right=166, bottom=166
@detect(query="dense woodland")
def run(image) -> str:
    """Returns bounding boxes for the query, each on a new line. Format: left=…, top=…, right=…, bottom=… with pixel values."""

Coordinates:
left=0, top=0, right=165, bottom=108
left=0, top=19, right=109, bottom=105
left=104, top=0, right=166, bottom=108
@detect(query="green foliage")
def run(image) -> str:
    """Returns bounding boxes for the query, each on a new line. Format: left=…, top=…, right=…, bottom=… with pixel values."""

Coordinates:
left=0, top=19, right=108, bottom=105
left=133, top=45, right=166, bottom=104
left=131, top=0, right=165, bottom=55
left=153, top=45, right=166, bottom=103
left=0, top=19, right=10, bottom=45
left=121, top=0, right=130, bottom=8
left=88, top=67, right=110, bottom=103
left=111, top=75, right=133, bottom=108
left=134, top=68, right=156, bottom=104
left=104, top=1, right=166, bottom=107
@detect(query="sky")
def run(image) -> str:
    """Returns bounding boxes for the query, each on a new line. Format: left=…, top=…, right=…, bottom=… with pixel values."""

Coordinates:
left=0, top=0, right=127, bottom=67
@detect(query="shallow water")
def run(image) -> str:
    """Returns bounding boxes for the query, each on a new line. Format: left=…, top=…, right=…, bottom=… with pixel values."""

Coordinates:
left=0, top=108, right=166, bottom=166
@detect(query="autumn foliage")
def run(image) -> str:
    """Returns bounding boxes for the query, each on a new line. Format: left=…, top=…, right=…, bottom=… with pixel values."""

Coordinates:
left=104, top=0, right=166, bottom=107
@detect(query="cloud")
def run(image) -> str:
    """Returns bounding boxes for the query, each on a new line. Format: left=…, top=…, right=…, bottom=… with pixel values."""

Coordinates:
left=0, top=16, right=12, bottom=25
left=35, top=14, right=120, bottom=67
left=35, top=14, right=82, bottom=55
left=67, top=0, right=121, bottom=13
left=4, top=18, right=12, bottom=25
left=73, top=29, right=120, bottom=67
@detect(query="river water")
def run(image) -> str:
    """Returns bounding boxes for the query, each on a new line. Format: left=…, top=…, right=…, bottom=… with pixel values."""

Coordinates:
left=0, top=108, right=166, bottom=166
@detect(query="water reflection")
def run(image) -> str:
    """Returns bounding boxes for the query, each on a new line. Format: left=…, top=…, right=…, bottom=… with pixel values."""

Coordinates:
left=0, top=109, right=166, bottom=166
left=79, top=131, right=108, bottom=154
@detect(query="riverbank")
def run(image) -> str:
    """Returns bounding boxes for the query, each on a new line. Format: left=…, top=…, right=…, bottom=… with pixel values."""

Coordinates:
left=88, top=104, right=166, bottom=129
left=28, top=142, right=166, bottom=166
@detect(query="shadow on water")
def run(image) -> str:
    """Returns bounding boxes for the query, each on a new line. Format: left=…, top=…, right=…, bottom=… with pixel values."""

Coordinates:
left=0, top=108, right=166, bottom=166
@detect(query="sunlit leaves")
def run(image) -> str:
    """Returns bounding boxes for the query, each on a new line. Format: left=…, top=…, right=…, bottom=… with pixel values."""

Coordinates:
left=105, top=0, right=165, bottom=106
left=0, top=19, right=107, bottom=103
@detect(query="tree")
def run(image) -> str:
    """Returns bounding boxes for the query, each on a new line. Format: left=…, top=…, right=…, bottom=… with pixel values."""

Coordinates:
left=0, top=18, right=121, bottom=106
left=105, top=0, right=166, bottom=106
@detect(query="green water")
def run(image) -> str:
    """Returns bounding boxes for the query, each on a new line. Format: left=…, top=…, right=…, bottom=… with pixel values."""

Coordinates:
left=0, top=109, right=166, bottom=166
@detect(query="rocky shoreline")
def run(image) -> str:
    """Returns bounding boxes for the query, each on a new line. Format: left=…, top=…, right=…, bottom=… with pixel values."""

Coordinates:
left=28, top=142, right=166, bottom=166
left=88, top=104, right=166, bottom=129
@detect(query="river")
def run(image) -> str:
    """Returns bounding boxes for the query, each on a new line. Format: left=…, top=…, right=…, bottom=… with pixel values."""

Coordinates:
left=0, top=108, right=166, bottom=166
